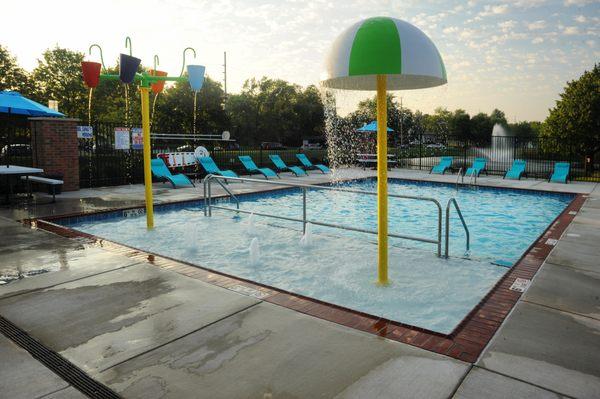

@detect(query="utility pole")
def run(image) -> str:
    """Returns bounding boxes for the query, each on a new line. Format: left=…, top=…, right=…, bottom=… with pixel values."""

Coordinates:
left=223, top=51, right=227, bottom=96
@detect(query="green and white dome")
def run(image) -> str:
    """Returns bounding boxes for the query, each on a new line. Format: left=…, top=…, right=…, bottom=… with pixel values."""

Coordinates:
left=322, top=16, right=447, bottom=90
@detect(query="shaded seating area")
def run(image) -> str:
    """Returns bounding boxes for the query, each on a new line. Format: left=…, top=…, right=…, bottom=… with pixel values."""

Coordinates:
left=549, top=162, right=570, bottom=183
left=197, top=156, right=238, bottom=179
left=296, top=153, right=330, bottom=174
left=430, top=156, right=453, bottom=174
left=238, top=155, right=278, bottom=179
left=269, top=155, right=307, bottom=176
left=465, top=158, right=487, bottom=177
left=504, top=160, right=527, bottom=180
left=151, top=158, right=195, bottom=188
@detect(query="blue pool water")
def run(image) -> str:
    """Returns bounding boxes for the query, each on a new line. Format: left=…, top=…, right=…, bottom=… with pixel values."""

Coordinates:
left=63, top=179, right=572, bottom=334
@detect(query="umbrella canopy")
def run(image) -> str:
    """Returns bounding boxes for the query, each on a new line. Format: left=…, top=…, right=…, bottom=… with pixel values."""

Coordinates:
left=357, top=121, right=393, bottom=132
left=322, top=17, right=447, bottom=91
left=0, top=91, right=64, bottom=117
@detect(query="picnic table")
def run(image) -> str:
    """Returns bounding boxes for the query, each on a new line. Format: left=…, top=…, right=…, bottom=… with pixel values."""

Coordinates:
left=0, top=165, right=44, bottom=204
left=356, top=154, right=398, bottom=170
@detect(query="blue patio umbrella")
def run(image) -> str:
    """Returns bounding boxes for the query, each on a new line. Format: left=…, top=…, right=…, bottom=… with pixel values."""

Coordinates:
left=357, top=121, right=393, bottom=132
left=0, top=91, right=64, bottom=117
left=0, top=91, right=64, bottom=166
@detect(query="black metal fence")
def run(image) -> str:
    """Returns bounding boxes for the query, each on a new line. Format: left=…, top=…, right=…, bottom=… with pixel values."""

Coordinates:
left=395, top=135, right=599, bottom=182
left=78, top=122, right=328, bottom=187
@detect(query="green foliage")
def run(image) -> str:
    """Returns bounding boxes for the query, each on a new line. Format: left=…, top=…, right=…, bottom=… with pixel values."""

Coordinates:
left=541, top=64, right=600, bottom=165
left=0, top=45, right=34, bottom=96
left=225, top=77, right=324, bottom=145
left=31, top=47, right=88, bottom=119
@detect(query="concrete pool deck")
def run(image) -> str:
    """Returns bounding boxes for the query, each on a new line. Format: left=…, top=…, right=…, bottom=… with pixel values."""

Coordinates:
left=1, top=168, right=599, bottom=398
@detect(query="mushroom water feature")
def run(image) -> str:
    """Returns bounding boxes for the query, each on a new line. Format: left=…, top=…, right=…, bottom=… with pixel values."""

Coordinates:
left=81, top=38, right=204, bottom=229
left=322, top=16, right=447, bottom=285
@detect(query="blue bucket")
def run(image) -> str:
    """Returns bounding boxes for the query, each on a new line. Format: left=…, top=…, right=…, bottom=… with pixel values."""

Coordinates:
left=187, top=65, right=205, bottom=91
left=119, top=53, right=141, bottom=84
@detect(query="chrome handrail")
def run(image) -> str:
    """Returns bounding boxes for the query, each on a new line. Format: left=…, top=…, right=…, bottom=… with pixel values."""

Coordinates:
left=203, top=174, right=444, bottom=257
left=445, top=198, right=470, bottom=258
left=203, top=176, right=239, bottom=216
left=456, top=167, right=464, bottom=189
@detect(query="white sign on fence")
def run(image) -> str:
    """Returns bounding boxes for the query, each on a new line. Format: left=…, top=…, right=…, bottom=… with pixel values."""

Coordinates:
left=114, top=127, right=130, bottom=150
left=76, top=125, right=93, bottom=139
left=131, top=128, right=143, bottom=150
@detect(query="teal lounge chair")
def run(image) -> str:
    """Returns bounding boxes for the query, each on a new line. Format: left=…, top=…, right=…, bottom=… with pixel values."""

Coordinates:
left=151, top=158, right=194, bottom=188
left=197, top=156, right=238, bottom=179
left=465, top=158, right=487, bottom=177
left=430, top=156, right=453, bottom=174
left=296, top=153, right=331, bottom=173
left=269, top=155, right=307, bottom=176
left=549, top=162, right=570, bottom=183
left=504, top=160, right=526, bottom=180
left=238, top=155, right=279, bottom=179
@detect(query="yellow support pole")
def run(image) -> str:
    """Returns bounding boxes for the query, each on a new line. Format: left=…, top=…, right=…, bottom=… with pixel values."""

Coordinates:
left=140, top=86, right=154, bottom=229
left=376, top=74, right=388, bottom=285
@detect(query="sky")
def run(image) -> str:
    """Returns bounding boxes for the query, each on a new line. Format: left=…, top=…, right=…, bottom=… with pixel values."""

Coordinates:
left=1, top=0, right=598, bottom=121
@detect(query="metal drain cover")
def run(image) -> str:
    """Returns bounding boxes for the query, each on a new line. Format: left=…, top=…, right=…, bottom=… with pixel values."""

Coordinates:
left=510, top=278, right=531, bottom=292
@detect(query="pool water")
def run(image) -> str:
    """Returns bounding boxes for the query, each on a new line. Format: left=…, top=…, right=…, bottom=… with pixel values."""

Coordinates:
left=64, top=179, right=572, bottom=334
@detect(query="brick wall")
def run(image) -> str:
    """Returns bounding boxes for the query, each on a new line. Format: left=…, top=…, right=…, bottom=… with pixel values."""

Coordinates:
left=29, top=117, right=80, bottom=191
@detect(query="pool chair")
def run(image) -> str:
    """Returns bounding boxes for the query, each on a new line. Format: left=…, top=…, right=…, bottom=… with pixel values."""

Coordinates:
left=151, top=158, right=195, bottom=188
left=549, top=162, right=570, bottom=183
left=430, top=156, right=453, bottom=174
left=197, top=156, right=239, bottom=179
left=269, top=154, right=307, bottom=176
left=465, top=158, right=487, bottom=177
left=296, top=153, right=331, bottom=174
left=238, top=155, right=279, bottom=179
left=504, top=160, right=527, bottom=180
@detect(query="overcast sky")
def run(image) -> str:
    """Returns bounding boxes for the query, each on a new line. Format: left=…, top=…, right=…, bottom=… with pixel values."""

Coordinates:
left=1, top=0, right=598, bottom=121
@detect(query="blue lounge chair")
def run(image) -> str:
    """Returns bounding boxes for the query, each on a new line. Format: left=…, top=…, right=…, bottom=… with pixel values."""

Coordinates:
left=269, top=155, right=307, bottom=176
left=430, top=156, right=453, bottom=174
left=197, top=156, right=238, bottom=179
left=504, top=160, right=526, bottom=180
left=465, top=158, right=487, bottom=177
left=296, top=153, right=331, bottom=174
left=549, top=162, right=570, bottom=183
left=151, top=158, right=194, bottom=188
left=238, top=155, right=279, bottom=179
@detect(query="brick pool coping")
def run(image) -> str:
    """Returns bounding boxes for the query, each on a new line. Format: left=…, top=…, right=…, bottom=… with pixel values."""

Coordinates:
left=25, top=188, right=586, bottom=364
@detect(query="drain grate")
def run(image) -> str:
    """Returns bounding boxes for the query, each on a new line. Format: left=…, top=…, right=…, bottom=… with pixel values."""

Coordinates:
left=0, top=316, right=121, bottom=399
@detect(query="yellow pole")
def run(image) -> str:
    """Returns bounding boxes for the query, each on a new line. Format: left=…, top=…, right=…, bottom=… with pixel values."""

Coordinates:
left=140, top=86, right=154, bottom=229
left=376, top=74, right=388, bottom=285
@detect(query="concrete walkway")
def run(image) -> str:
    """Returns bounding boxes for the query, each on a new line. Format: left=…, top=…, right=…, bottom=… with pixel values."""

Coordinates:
left=454, top=185, right=600, bottom=399
left=1, top=168, right=599, bottom=398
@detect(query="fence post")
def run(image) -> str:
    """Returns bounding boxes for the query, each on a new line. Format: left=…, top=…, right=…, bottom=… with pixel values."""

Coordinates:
left=419, top=133, right=422, bottom=170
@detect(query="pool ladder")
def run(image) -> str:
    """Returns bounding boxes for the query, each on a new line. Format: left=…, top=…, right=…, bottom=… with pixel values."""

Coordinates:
left=203, top=174, right=470, bottom=258
left=456, top=167, right=478, bottom=190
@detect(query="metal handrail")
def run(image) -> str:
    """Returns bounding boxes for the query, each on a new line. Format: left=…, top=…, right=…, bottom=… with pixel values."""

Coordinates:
left=203, top=174, right=444, bottom=256
left=468, top=170, right=478, bottom=188
left=456, top=167, right=464, bottom=188
left=203, top=177, right=239, bottom=215
left=445, top=198, right=470, bottom=258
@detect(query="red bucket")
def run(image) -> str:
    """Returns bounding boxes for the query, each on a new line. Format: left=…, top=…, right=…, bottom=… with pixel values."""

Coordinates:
left=81, top=61, right=101, bottom=88
left=149, top=70, right=168, bottom=94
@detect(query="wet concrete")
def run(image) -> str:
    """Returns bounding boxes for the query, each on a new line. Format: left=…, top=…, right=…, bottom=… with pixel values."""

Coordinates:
left=0, top=263, right=259, bottom=374
left=38, top=386, right=88, bottom=398
left=477, top=301, right=600, bottom=398
left=97, top=302, right=469, bottom=399
left=0, top=334, right=69, bottom=398
left=453, top=367, right=565, bottom=399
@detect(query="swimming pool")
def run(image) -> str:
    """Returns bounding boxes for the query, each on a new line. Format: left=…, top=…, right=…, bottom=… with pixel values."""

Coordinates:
left=61, top=179, right=573, bottom=334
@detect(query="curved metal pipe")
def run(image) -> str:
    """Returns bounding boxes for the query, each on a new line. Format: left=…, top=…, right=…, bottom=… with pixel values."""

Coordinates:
left=180, top=47, right=197, bottom=77
left=88, top=44, right=106, bottom=71
left=125, top=36, right=132, bottom=56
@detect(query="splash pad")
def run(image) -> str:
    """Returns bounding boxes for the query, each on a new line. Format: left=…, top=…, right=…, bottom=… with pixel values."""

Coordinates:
left=81, top=37, right=205, bottom=229
left=322, top=17, right=447, bottom=285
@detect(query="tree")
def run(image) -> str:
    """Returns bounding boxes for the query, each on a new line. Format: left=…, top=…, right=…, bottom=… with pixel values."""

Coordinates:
left=449, top=109, right=471, bottom=140
left=154, top=75, right=228, bottom=134
left=0, top=45, right=34, bottom=96
left=31, top=47, right=88, bottom=119
left=541, top=64, right=600, bottom=171
left=470, top=112, right=494, bottom=144
left=490, top=108, right=508, bottom=127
